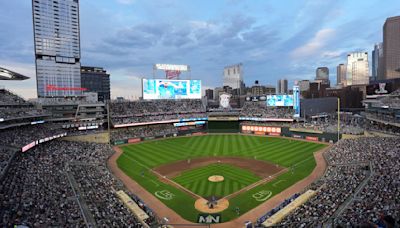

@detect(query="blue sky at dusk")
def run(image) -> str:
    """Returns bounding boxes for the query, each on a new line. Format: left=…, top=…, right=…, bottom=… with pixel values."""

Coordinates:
left=0, top=0, right=399, bottom=99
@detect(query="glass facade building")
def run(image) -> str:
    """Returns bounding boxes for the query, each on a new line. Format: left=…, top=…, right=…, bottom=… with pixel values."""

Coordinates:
left=32, top=0, right=82, bottom=97
left=372, top=43, right=383, bottom=80
left=346, top=52, right=369, bottom=86
left=81, top=66, right=111, bottom=102
left=315, top=67, right=330, bottom=85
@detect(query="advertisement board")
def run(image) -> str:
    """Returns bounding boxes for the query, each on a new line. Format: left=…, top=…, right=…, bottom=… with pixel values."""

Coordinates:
left=305, top=136, right=319, bottom=141
left=128, top=138, right=141, bottom=143
left=22, top=141, right=36, bottom=152
left=366, top=82, right=392, bottom=98
left=142, top=79, right=201, bottom=99
left=293, top=86, right=300, bottom=117
left=173, top=121, right=206, bottom=127
left=266, top=95, right=294, bottom=107
left=242, top=126, right=281, bottom=134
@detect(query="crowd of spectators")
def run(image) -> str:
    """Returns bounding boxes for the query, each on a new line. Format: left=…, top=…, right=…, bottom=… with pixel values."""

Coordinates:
left=291, top=113, right=365, bottom=135
left=0, top=140, right=158, bottom=227
left=0, top=123, right=67, bottom=148
left=0, top=147, right=16, bottom=179
left=0, top=107, right=50, bottom=121
left=111, top=124, right=178, bottom=142
left=275, top=137, right=399, bottom=227
left=112, top=113, right=206, bottom=125
left=0, top=89, right=27, bottom=105
left=110, top=100, right=206, bottom=124
left=370, top=89, right=400, bottom=109
left=240, top=101, right=294, bottom=119
left=0, top=89, right=50, bottom=121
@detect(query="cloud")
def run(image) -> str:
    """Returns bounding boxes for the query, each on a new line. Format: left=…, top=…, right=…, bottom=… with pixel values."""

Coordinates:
left=290, top=28, right=336, bottom=59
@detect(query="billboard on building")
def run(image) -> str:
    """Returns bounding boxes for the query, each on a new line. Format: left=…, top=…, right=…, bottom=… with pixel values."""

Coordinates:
left=142, top=79, right=201, bottom=99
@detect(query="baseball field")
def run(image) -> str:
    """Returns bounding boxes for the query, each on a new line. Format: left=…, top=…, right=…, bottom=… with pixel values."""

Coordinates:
left=116, top=134, right=327, bottom=223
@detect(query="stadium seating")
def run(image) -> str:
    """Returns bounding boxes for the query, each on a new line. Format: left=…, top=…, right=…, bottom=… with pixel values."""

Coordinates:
left=273, top=137, right=399, bottom=227
left=110, top=99, right=206, bottom=124
left=0, top=140, right=158, bottom=227
left=240, top=101, right=294, bottom=119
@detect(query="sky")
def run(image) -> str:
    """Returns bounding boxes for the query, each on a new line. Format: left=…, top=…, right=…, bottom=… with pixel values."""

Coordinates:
left=0, top=0, right=399, bottom=99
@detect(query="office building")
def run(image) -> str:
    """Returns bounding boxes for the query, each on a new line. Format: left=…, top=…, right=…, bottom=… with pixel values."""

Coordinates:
left=382, top=16, right=400, bottom=80
left=372, top=43, right=383, bottom=80
left=337, top=64, right=346, bottom=86
left=277, top=79, right=288, bottom=94
left=298, top=80, right=310, bottom=91
left=213, top=87, right=223, bottom=100
left=315, top=67, right=330, bottom=85
left=346, top=52, right=369, bottom=86
left=32, top=0, right=82, bottom=97
left=81, top=66, right=111, bottom=102
left=205, top=89, right=214, bottom=100
left=223, top=63, right=245, bottom=94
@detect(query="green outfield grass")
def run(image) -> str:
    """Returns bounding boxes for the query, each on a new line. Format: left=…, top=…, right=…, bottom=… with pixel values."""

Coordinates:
left=117, top=134, right=327, bottom=223
left=173, top=163, right=261, bottom=198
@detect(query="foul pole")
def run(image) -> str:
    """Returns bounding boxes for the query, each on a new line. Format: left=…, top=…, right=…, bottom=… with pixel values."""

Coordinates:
left=337, top=97, right=340, bottom=142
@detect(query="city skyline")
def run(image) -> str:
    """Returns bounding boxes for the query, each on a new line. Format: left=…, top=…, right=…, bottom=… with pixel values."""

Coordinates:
left=0, top=0, right=399, bottom=99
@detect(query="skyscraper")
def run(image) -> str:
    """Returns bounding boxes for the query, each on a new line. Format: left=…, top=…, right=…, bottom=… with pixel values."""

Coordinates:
left=372, top=43, right=383, bottom=80
left=315, top=67, right=330, bottom=85
left=276, top=79, right=288, bottom=94
left=223, top=63, right=244, bottom=94
left=336, top=64, right=346, bottom=86
left=346, top=52, right=369, bottom=86
left=32, top=0, right=82, bottom=97
left=382, top=16, right=400, bottom=80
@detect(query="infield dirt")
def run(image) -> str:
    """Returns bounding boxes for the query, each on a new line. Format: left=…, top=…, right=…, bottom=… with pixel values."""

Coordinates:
left=153, top=156, right=285, bottom=179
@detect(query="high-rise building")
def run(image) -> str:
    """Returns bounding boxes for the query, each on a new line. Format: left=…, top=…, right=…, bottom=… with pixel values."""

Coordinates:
left=223, top=63, right=245, bottom=94
left=81, top=66, right=110, bottom=102
left=213, top=87, right=223, bottom=100
left=336, top=64, right=346, bottom=86
left=372, top=43, right=383, bottom=80
left=346, top=52, right=369, bottom=86
left=315, top=67, right=330, bottom=85
left=205, top=89, right=214, bottom=100
left=32, top=0, right=82, bottom=97
left=382, top=16, right=400, bottom=80
left=276, top=79, right=288, bottom=94
left=298, top=80, right=310, bottom=92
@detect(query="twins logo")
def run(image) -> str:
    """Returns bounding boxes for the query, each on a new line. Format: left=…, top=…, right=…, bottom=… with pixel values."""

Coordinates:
left=155, top=190, right=175, bottom=200
left=252, top=190, right=272, bottom=202
left=219, top=93, right=231, bottom=109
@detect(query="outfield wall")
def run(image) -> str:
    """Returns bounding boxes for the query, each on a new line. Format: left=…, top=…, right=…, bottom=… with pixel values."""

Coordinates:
left=111, top=121, right=342, bottom=145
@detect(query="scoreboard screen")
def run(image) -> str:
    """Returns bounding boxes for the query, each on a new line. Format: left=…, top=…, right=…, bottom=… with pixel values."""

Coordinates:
left=142, top=79, right=201, bottom=100
left=266, top=95, right=294, bottom=107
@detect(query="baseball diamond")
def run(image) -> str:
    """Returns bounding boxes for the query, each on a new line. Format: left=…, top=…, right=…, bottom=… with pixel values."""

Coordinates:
left=116, top=134, right=327, bottom=223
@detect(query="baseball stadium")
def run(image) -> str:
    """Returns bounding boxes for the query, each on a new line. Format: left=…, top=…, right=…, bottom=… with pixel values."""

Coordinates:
left=1, top=1, right=400, bottom=228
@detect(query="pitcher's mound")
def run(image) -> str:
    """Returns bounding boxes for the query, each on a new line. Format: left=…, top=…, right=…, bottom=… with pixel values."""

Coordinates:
left=194, top=198, right=229, bottom=213
left=208, top=175, right=224, bottom=182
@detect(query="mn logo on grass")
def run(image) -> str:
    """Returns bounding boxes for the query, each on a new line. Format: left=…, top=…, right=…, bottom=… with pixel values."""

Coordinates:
left=197, top=214, right=221, bottom=223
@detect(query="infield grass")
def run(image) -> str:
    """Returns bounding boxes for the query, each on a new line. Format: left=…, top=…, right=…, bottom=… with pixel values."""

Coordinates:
left=117, top=134, right=327, bottom=223
left=173, top=163, right=261, bottom=198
